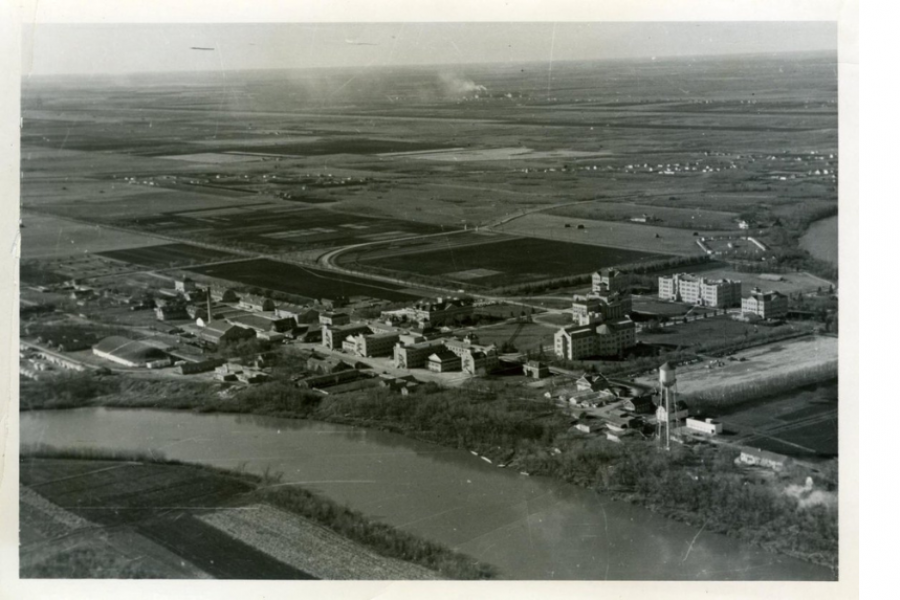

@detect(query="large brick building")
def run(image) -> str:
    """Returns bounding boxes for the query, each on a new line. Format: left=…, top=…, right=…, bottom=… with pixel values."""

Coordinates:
left=741, top=288, right=788, bottom=320
left=658, top=273, right=741, bottom=308
left=554, top=318, right=636, bottom=360
left=571, top=291, right=632, bottom=325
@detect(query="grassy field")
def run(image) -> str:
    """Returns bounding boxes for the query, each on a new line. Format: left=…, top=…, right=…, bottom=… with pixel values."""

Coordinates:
left=98, top=243, right=239, bottom=268
left=637, top=314, right=803, bottom=347
left=548, top=201, right=741, bottom=230
left=20, top=213, right=167, bottom=259
left=495, top=213, right=714, bottom=256
left=357, top=236, right=666, bottom=287
left=466, top=320, right=558, bottom=353
left=187, top=258, right=422, bottom=301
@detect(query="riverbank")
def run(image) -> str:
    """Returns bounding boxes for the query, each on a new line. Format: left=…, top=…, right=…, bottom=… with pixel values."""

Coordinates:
left=19, top=447, right=493, bottom=580
left=20, top=373, right=838, bottom=573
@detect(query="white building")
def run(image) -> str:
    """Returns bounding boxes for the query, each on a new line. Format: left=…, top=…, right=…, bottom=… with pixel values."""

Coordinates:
left=658, top=273, right=742, bottom=308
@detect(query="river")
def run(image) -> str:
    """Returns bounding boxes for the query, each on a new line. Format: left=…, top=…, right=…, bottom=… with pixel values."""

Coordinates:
left=20, top=408, right=834, bottom=581
left=800, top=215, right=838, bottom=265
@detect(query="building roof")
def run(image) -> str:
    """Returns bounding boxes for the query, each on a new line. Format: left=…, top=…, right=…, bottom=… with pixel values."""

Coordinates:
left=93, top=336, right=168, bottom=364
left=429, top=350, right=460, bottom=362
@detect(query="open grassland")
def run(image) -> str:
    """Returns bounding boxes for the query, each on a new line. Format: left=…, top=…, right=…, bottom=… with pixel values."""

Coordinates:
left=495, top=213, right=712, bottom=256
left=356, top=236, right=665, bottom=287
left=637, top=315, right=808, bottom=347
left=20, top=213, right=167, bottom=259
left=187, top=258, right=421, bottom=301
left=548, top=201, right=740, bottom=230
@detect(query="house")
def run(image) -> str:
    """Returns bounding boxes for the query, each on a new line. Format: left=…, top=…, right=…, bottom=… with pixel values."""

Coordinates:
left=92, top=336, right=171, bottom=369
left=239, top=294, right=275, bottom=312
left=575, top=373, right=612, bottom=393
left=210, top=285, right=239, bottom=303
left=428, top=350, right=462, bottom=373
left=738, top=448, right=791, bottom=471
left=685, top=417, right=724, bottom=435
left=522, top=360, right=550, bottom=379
left=306, top=353, right=356, bottom=374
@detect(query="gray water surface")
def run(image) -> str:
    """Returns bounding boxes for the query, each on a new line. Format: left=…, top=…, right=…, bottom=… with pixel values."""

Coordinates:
left=800, top=215, right=838, bottom=265
left=20, top=408, right=835, bottom=580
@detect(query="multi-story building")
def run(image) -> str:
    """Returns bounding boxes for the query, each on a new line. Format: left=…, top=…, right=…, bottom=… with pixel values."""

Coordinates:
left=239, top=294, right=275, bottom=312
left=592, top=268, right=632, bottom=293
left=394, top=338, right=446, bottom=369
left=321, top=322, right=370, bottom=350
left=571, top=292, right=632, bottom=325
left=341, top=330, right=400, bottom=358
left=658, top=273, right=741, bottom=308
left=444, top=335, right=500, bottom=375
left=387, top=296, right=475, bottom=327
left=319, top=311, right=351, bottom=327
left=554, top=318, right=636, bottom=360
left=741, top=288, right=788, bottom=320
left=427, top=350, right=462, bottom=373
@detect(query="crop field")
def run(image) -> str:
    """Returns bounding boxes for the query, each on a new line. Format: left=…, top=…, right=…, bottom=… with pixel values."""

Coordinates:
left=19, top=458, right=310, bottom=579
left=716, top=381, right=838, bottom=458
left=356, top=236, right=666, bottom=287
left=119, top=205, right=447, bottom=253
left=98, top=243, right=239, bottom=268
left=187, top=258, right=422, bottom=301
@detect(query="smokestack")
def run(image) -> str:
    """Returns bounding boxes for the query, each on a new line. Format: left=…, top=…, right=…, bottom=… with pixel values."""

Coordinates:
left=207, top=287, right=212, bottom=322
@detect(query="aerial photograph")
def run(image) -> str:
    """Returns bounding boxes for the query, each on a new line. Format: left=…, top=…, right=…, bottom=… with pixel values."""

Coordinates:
left=16, top=22, right=839, bottom=581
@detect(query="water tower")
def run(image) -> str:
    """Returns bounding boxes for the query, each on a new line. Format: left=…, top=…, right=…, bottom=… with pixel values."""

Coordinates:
left=658, top=362, right=677, bottom=451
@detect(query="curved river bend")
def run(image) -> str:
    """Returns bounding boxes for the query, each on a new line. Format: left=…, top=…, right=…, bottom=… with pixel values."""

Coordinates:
left=20, top=408, right=834, bottom=581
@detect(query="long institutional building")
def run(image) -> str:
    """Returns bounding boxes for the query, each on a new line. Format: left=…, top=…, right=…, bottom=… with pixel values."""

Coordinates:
left=658, top=273, right=742, bottom=308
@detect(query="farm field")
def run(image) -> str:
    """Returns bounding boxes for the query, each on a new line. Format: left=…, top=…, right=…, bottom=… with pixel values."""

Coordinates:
left=19, top=457, right=308, bottom=579
left=120, top=205, right=448, bottom=254
left=20, top=213, right=167, bottom=259
left=495, top=213, right=714, bottom=256
left=98, top=243, right=240, bottom=268
left=355, top=236, right=666, bottom=288
left=714, top=380, right=838, bottom=458
left=20, top=457, right=443, bottom=579
left=187, top=258, right=422, bottom=302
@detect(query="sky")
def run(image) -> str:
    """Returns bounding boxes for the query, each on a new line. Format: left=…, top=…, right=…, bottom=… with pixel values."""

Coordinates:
left=21, top=22, right=837, bottom=77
